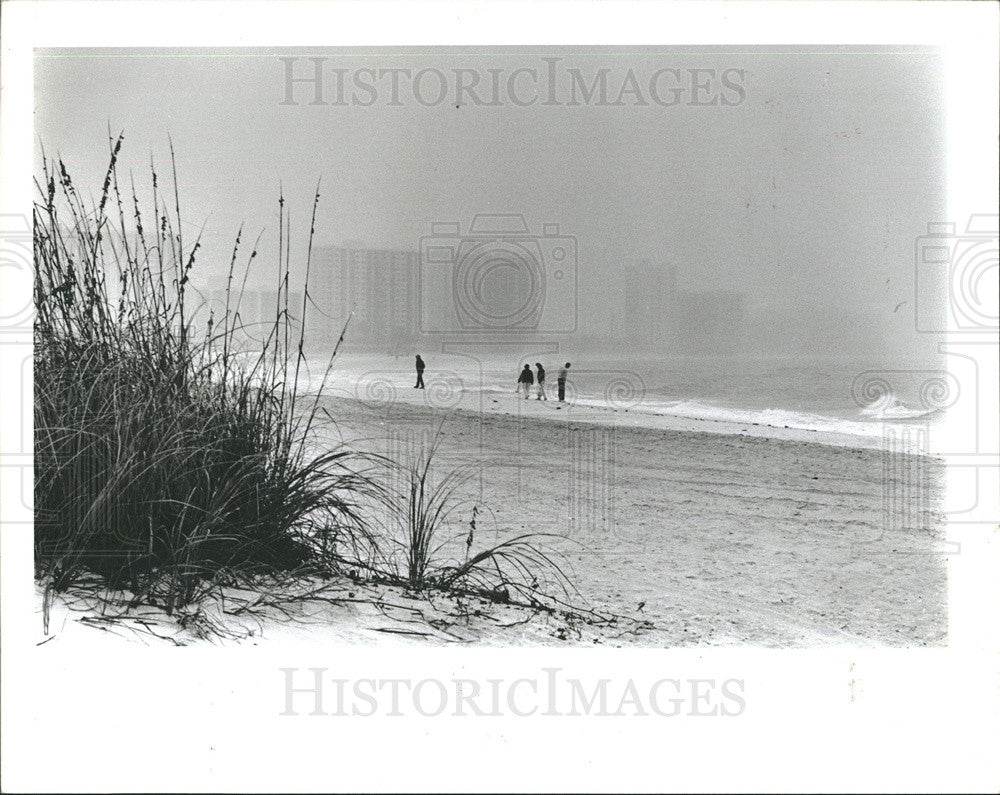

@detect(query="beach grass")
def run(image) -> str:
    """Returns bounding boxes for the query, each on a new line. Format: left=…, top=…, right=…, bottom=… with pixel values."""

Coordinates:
left=34, top=135, right=374, bottom=616
left=376, top=426, right=576, bottom=605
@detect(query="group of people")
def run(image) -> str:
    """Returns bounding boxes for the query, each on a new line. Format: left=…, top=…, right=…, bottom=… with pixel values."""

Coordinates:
left=518, top=361, right=571, bottom=402
left=414, top=355, right=572, bottom=403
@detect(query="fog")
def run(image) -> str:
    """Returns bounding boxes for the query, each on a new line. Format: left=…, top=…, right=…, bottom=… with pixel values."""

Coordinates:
left=34, top=46, right=947, bottom=362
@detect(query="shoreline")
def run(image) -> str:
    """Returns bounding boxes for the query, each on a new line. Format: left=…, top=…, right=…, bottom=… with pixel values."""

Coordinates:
left=313, top=380, right=937, bottom=456
left=302, top=351, right=944, bottom=456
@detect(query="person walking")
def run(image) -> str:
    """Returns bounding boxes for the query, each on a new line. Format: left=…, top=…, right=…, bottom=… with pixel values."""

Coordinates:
left=517, top=364, right=534, bottom=399
left=414, top=354, right=426, bottom=389
left=535, top=362, right=548, bottom=400
left=557, top=362, right=571, bottom=402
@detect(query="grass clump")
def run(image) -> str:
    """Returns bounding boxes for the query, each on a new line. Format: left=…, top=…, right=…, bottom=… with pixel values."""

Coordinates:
left=34, top=136, right=370, bottom=614
left=337, top=425, right=578, bottom=609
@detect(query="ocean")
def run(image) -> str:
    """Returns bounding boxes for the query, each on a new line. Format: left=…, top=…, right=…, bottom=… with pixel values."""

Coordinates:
left=301, top=351, right=950, bottom=445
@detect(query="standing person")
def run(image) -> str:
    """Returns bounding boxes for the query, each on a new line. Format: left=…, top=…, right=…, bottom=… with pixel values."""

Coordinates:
left=517, top=364, right=534, bottom=399
left=535, top=362, right=548, bottom=400
left=414, top=355, right=425, bottom=389
left=557, top=362, right=571, bottom=402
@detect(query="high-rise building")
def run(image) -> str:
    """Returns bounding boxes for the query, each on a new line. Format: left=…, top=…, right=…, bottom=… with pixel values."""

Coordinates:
left=671, top=290, right=746, bottom=355
left=309, top=246, right=420, bottom=351
left=593, top=260, right=745, bottom=354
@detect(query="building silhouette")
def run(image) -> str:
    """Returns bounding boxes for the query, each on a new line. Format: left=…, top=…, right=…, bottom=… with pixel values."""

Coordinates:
left=592, top=260, right=746, bottom=355
left=309, top=245, right=420, bottom=352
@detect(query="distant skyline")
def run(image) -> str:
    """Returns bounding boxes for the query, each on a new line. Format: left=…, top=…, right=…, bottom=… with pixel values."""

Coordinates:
left=34, top=46, right=947, bottom=360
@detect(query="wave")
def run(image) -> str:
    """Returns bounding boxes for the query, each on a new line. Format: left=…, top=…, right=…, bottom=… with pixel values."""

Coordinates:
left=569, top=396, right=901, bottom=438
left=857, top=393, right=943, bottom=421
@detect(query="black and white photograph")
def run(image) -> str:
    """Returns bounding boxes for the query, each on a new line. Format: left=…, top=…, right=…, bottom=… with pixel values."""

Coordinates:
left=1, top=1, right=998, bottom=792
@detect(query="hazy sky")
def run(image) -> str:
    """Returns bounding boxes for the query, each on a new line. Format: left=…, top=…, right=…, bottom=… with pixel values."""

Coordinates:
left=34, top=46, right=946, bottom=357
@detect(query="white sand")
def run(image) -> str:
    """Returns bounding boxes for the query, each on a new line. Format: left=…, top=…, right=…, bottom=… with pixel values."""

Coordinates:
left=320, top=388, right=947, bottom=647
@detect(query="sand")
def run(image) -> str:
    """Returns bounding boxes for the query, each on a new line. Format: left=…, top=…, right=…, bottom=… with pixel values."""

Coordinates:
left=314, top=385, right=948, bottom=647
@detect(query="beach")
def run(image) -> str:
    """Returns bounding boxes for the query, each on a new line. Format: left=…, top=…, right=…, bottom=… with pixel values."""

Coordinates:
left=315, top=383, right=948, bottom=648
left=36, top=368, right=948, bottom=649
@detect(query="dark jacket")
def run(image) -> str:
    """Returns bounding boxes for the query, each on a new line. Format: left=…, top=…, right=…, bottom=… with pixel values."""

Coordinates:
left=518, top=367, right=534, bottom=384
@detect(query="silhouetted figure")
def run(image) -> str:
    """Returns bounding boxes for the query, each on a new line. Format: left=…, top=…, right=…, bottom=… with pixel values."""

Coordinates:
left=557, top=362, right=571, bottom=402
left=414, top=355, right=425, bottom=389
left=517, top=364, right=534, bottom=399
left=535, top=363, right=547, bottom=400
